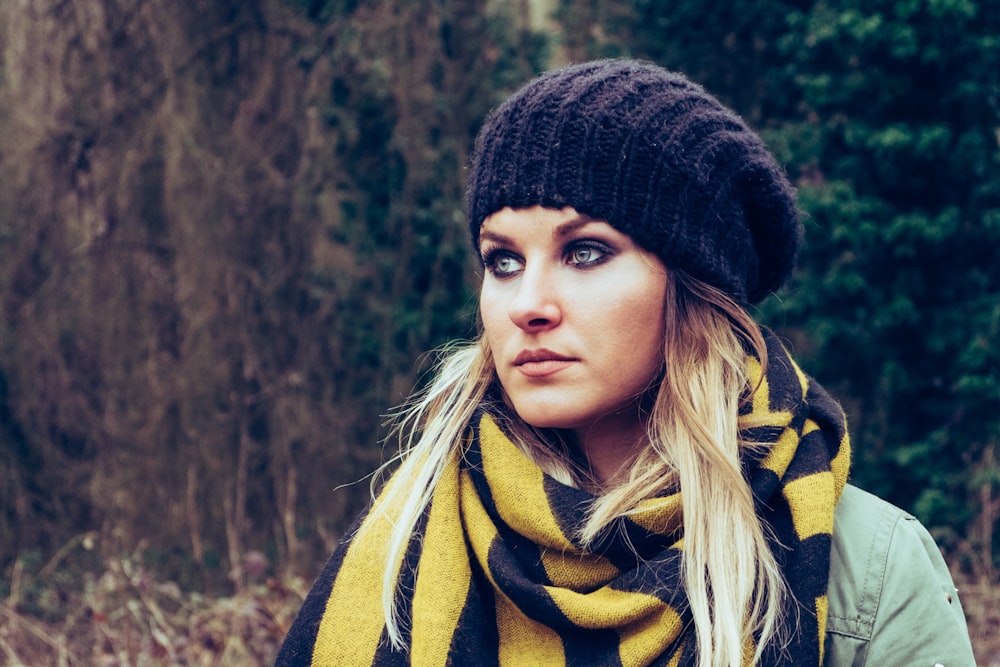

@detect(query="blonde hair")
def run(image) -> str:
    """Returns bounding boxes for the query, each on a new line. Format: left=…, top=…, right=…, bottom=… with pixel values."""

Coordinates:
left=363, top=271, right=787, bottom=667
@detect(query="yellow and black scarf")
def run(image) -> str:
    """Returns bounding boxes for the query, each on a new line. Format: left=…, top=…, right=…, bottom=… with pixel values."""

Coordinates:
left=276, top=332, right=850, bottom=666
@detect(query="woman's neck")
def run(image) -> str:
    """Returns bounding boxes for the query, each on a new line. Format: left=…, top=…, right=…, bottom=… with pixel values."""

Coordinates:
left=573, top=410, right=649, bottom=486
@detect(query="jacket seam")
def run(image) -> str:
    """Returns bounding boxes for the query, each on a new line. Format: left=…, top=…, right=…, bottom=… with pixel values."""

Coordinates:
left=826, top=497, right=901, bottom=639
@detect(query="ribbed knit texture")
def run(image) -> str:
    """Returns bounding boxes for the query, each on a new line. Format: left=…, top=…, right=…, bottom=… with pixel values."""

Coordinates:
left=467, top=59, right=802, bottom=305
left=274, top=331, right=851, bottom=666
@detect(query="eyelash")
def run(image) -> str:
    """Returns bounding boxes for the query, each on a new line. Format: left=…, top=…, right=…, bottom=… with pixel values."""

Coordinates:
left=481, top=240, right=613, bottom=278
left=480, top=247, right=518, bottom=277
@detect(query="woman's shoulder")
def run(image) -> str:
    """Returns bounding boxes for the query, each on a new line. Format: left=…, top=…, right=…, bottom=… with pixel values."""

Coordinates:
left=825, top=484, right=976, bottom=666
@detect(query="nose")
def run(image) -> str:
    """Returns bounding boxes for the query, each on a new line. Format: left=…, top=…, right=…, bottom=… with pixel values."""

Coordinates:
left=508, top=267, right=561, bottom=331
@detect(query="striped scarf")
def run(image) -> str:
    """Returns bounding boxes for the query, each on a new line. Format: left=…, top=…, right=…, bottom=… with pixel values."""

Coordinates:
left=276, top=332, right=850, bottom=666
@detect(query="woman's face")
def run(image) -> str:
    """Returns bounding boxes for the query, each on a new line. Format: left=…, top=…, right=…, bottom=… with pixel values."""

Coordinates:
left=479, top=205, right=668, bottom=450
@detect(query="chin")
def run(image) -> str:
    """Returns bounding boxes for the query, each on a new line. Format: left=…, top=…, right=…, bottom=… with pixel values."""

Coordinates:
left=510, top=402, right=584, bottom=431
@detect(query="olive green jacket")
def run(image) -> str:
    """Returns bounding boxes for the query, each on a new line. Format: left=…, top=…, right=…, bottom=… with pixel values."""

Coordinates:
left=826, top=485, right=977, bottom=666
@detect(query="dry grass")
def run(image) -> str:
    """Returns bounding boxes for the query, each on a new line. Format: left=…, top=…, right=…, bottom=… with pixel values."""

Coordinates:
left=1, top=552, right=997, bottom=666
left=957, top=571, right=1000, bottom=667
left=0, top=550, right=307, bottom=667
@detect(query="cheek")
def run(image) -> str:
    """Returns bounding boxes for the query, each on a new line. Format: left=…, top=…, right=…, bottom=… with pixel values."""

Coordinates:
left=604, top=284, right=667, bottom=370
left=479, top=291, right=507, bottom=346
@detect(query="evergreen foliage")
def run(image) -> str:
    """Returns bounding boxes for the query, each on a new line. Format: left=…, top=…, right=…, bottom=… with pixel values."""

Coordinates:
left=772, top=0, right=1000, bottom=570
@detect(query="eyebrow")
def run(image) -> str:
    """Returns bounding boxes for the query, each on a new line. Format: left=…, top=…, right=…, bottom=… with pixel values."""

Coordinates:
left=478, top=214, right=600, bottom=247
left=554, top=216, right=598, bottom=238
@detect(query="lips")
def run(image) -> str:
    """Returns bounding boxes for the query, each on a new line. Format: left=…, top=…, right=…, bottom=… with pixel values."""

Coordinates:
left=513, top=348, right=576, bottom=377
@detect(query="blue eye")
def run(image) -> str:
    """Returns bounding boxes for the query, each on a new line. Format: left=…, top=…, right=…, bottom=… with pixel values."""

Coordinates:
left=566, top=242, right=609, bottom=267
left=482, top=248, right=523, bottom=277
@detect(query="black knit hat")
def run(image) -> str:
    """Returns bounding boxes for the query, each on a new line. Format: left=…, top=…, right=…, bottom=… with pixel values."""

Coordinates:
left=467, top=59, right=802, bottom=305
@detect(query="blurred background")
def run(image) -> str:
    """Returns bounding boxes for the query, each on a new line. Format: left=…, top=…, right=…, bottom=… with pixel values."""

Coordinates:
left=0, top=0, right=997, bottom=664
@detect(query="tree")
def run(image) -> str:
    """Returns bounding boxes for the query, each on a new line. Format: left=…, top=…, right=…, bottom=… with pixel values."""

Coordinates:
left=0, top=0, right=548, bottom=588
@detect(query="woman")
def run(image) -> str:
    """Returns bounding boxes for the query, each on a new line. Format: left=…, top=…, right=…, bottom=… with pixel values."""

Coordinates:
left=276, top=59, right=975, bottom=666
